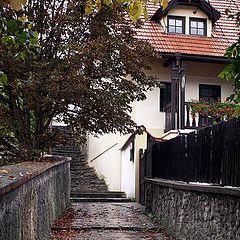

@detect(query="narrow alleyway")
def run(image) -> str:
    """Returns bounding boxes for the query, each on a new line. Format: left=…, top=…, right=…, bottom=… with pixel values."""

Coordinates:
left=51, top=131, right=172, bottom=239
left=51, top=202, right=171, bottom=240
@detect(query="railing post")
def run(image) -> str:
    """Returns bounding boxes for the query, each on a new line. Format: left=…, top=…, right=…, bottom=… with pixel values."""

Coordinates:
left=164, top=104, right=172, bottom=132
left=171, top=60, right=177, bottom=130
left=180, top=63, right=186, bottom=129
left=186, top=103, right=190, bottom=128
left=198, top=114, right=203, bottom=128
left=192, top=116, right=196, bottom=128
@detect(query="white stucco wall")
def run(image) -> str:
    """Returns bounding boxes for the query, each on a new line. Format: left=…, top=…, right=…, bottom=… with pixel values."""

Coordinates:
left=121, top=145, right=135, bottom=198
left=87, top=133, right=122, bottom=191
left=184, top=61, right=234, bottom=102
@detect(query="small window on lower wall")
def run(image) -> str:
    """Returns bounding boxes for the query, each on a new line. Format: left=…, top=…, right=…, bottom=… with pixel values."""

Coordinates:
left=199, top=84, right=221, bottom=103
left=130, top=141, right=134, bottom=162
left=160, top=82, right=171, bottom=112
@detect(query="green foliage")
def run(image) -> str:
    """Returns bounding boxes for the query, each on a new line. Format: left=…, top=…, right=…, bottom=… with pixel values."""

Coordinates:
left=129, top=0, right=142, bottom=22
left=0, top=72, right=8, bottom=86
left=219, top=10, right=240, bottom=109
left=0, top=15, right=40, bottom=61
left=82, top=0, right=168, bottom=22
left=0, top=9, right=41, bottom=159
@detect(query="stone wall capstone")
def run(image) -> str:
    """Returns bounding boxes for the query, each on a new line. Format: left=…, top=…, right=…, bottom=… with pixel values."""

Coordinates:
left=0, top=159, right=70, bottom=240
left=145, top=178, right=240, bottom=240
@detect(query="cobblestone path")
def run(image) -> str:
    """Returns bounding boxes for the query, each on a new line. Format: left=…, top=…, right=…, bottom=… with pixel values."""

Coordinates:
left=51, top=202, right=171, bottom=240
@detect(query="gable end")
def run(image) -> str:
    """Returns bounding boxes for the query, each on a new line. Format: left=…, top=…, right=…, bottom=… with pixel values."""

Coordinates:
left=151, top=0, right=221, bottom=24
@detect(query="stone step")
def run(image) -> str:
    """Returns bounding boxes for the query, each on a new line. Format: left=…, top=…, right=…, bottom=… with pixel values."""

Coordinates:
left=71, top=179, right=107, bottom=186
left=52, top=148, right=81, bottom=152
left=71, top=188, right=109, bottom=193
left=71, top=184, right=108, bottom=189
left=70, top=170, right=96, bottom=175
left=70, top=171, right=97, bottom=176
left=70, top=168, right=96, bottom=175
left=70, top=159, right=88, bottom=163
left=70, top=166, right=89, bottom=170
left=71, top=184, right=108, bottom=188
left=71, top=174, right=104, bottom=180
left=71, top=181, right=106, bottom=186
left=52, top=154, right=82, bottom=158
left=70, top=165, right=89, bottom=169
left=70, top=162, right=89, bottom=167
left=71, top=186, right=108, bottom=190
left=71, top=191, right=126, bottom=198
left=52, top=150, right=82, bottom=155
left=71, top=184, right=106, bottom=188
left=61, top=144, right=110, bottom=194
left=52, top=149, right=81, bottom=153
left=71, top=181, right=107, bottom=185
left=71, top=155, right=87, bottom=159
left=52, top=144, right=81, bottom=150
left=71, top=182, right=108, bottom=186
left=70, top=197, right=131, bottom=203
left=70, top=165, right=94, bottom=170
left=71, top=170, right=102, bottom=178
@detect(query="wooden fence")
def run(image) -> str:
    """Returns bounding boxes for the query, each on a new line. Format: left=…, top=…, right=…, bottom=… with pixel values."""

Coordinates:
left=142, top=119, right=240, bottom=187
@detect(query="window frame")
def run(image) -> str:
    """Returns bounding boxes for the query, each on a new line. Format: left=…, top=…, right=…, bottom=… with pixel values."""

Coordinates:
left=189, top=17, right=207, bottom=36
left=167, top=16, right=186, bottom=34
left=130, top=140, right=135, bottom=162
left=160, top=82, right=171, bottom=112
left=199, top=84, right=221, bottom=103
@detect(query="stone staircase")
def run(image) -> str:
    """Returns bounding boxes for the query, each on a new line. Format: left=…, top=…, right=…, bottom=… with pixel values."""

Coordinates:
left=52, top=144, right=129, bottom=202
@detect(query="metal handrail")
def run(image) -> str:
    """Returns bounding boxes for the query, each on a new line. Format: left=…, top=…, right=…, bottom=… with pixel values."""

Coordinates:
left=90, top=143, right=118, bottom=163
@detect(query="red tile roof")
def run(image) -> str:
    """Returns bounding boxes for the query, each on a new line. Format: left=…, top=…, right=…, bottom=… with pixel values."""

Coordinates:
left=136, top=0, right=239, bottom=58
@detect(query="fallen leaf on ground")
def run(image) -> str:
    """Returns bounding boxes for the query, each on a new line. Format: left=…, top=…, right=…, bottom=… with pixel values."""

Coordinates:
left=8, top=175, right=16, bottom=180
left=54, top=208, right=75, bottom=227
left=0, top=170, right=8, bottom=174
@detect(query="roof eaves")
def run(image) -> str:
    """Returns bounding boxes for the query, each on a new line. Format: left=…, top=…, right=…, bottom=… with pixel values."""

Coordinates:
left=151, top=0, right=221, bottom=24
left=157, top=52, right=231, bottom=63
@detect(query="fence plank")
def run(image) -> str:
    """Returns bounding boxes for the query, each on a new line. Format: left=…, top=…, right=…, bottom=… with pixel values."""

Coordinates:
left=149, top=119, right=240, bottom=187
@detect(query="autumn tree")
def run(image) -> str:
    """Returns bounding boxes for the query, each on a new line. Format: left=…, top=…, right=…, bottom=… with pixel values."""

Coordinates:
left=0, top=0, right=159, bottom=160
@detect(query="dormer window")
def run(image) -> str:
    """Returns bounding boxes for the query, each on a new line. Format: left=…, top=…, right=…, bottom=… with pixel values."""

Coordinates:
left=168, top=16, right=185, bottom=34
left=190, top=18, right=207, bottom=36
left=152, top=0, right=221, bottom=38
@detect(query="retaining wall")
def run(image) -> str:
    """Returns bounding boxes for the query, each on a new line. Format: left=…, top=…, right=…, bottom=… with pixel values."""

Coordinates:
left=0, top=159, right=70, bottom=240
left=145, top=178, right=240, bottom=240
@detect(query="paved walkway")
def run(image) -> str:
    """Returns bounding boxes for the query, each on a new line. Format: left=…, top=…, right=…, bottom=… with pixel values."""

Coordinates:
left=51, top=202, right=171, bottom=240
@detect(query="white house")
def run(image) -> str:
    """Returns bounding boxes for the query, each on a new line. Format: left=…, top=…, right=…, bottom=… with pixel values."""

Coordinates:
left=87, top=0, right=239, bottom=202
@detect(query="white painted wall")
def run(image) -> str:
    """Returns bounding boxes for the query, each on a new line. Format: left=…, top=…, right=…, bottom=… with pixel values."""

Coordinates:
left=121, top=145, right=135, bottom=198
left=184, top=62, right=234, bottom=102
left=87, top=133, right=123, bottom=191
left=134, top=87, right=165, bottom=132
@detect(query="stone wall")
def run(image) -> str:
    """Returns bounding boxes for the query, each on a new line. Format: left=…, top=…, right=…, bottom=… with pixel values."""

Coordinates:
left=0, top=159, right=70, bottom=240
left=145, top=178, right=240, bottom=240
